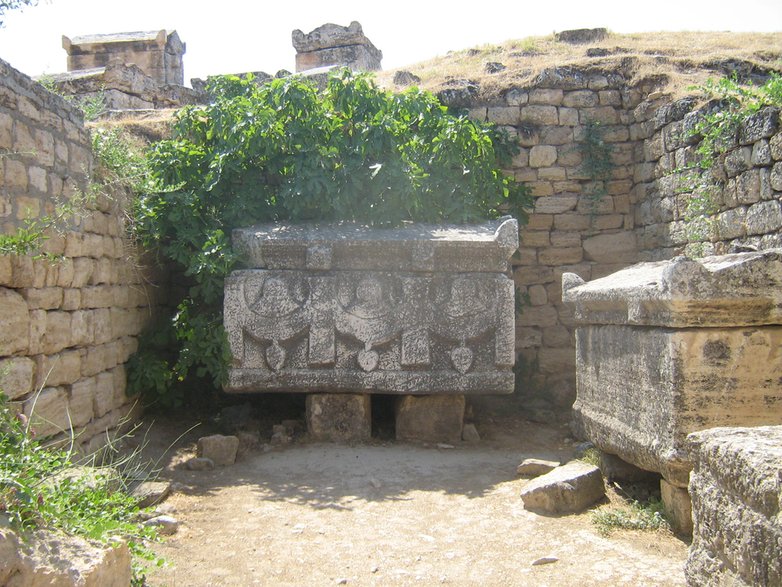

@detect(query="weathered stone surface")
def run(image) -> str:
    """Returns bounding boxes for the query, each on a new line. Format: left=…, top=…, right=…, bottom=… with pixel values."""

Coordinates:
left=130, top=480, right=171, bottom=508
left=225, top=219, right=517, bottom=396
left=563, top=249, right=782, bottom=327
left=306, top=393, right=371, bottom=442
left=660, top=478, right=692, bottom=535
left=185, top=457, right=215, bottom=471
left=395, top=394, right=465, bottom=444
left=516, top=458, right=560, bottom=477
left=63, top=29, right=186, bottom=86
left=0, top=527, right=132, bottom=587
left=0, top=356, right=35, bottom=400
left=564, top=251, right=782, bottom=488
left=196, top=434, right=239, bottom=466
left=686, top=426, right=782, bottom=587
left=520, top=461, right=605, bottom=514
left=582, top=231, right=637, bottom=264
left=292, top=21, right=382, bottom=72
left=0, top=287, right=30, bottom=355
left=554, top=28, right=608, bottom=44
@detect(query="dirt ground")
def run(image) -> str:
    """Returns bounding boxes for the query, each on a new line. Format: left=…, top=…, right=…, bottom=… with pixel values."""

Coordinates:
left=135, top=397, right=688, bottom=587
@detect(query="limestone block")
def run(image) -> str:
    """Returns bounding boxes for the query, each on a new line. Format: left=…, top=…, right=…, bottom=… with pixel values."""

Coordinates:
left=660, top=479, right=692, bottom=535
left=529, top=145, right=557, bottom=167
left=0, top=527, right=132, bottom=587
left=24, top=386, right=70, bottom=437
left=35, top=350, right=82, bottom=388
left=529, top=89, right=563, bottom=105
left=395, top=394, right=465, bottom=444
left=197, top=434, right=239, bottom=466
left=306, top=393, right=371, bottom=442
left=0, top=357, right=35, bottom=399
left=93, top=372, right=114, bottom=417
left=68, top=378, right=95, bottom=428
left=520, top=105, right=558, bottom=125
left=226, top=219, right=517, bottom=396
left=0, top=288, right=29, bottom=355
left=686, top=426, right=782, bottom=587
left=564, top=251, right=782, bottom=487
left=533, top=195, right=578, bottom=214
left=582, top=231, right=637, bottom=264
left=516, top=458, right=560, bottom=477
left=563, top=90, right=598, bottom=108
left=520, top=461, right=605, bottom=514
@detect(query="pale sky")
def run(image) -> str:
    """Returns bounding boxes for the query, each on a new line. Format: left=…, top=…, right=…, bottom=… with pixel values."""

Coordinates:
left=0, top=0, right=780, bottom=85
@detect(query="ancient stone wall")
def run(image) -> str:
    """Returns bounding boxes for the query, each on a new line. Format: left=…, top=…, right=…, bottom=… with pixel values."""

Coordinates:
left=453, top=71, right=782, bottom=416
left=0, top=58, right=163, bottom=453
left=633, top=100, right=782, bottom=259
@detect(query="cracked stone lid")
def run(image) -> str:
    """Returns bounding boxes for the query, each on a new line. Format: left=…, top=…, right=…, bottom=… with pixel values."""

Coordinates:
left=232, top=217, right=519, bottom=273
left=562, top=249, right=782, bottom=327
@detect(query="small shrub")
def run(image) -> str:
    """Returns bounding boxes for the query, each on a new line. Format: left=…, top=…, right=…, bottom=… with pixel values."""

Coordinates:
left=591, top=498, right=670, bottom=536
left=0, top=391, right=161, bottom=583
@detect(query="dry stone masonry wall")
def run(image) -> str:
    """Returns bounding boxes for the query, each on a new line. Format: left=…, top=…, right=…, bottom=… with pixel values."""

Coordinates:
left=452, top=69, right=782, bottom=415
left=0, top=58, right=162, bottom=452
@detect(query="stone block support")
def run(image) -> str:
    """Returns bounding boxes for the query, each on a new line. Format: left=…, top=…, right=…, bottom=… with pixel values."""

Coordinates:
left=660, top=479, right=692, bottom=536
left=395, top=394, right=465, bottom=444
left=306, top=393, right=371, bottom=443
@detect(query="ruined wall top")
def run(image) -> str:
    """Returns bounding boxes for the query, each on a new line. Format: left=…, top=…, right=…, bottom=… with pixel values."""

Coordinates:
left=62, top=29, right=185, bottom=86
left=292, top=21, right=382, bottom=73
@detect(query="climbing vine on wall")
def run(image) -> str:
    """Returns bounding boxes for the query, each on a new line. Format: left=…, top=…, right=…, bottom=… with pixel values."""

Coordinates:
left=680, top=73, right=782, bottom=255
left=130, top=69, right=531, bottom=406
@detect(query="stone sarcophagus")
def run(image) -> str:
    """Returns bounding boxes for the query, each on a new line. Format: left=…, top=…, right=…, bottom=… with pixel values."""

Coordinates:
left=224, top=218, right=518, bottom=395
left=562, top=250, right=782, bottom=488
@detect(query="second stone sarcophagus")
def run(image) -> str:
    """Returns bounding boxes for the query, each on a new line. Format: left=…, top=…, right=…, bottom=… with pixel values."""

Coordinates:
left=224, top=218, right=518, bottom=395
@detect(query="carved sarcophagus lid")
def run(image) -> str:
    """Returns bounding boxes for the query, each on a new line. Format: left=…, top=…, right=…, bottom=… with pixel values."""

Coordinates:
left=224, top=217, right=518, bottom=395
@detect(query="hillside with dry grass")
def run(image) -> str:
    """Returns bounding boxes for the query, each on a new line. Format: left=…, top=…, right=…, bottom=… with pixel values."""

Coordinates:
left=375, top=30, right=782, bottom=101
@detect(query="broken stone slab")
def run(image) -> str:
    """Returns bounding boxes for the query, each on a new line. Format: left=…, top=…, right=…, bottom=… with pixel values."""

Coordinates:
left=516, top=458, right=560, bottom=477
left=225, top=218, right=518, bottom=397
left=306, top=393, right=371, bottom=443
left=129, top=480, right=171, bottom=509
left=686, top=426, right=782, bottom=587
left=292, top=21, right=382, bottom=73
left=395, top=394, right=465, bottom=444
left=564, top=250, right=782, bottom=488
left=520, top=461, right=605, bottom=514
left=0, top=527, right=131, bottom=586
left=562, top=249, right=782, bottom=327
left=196, top=434, right=239, bottom=466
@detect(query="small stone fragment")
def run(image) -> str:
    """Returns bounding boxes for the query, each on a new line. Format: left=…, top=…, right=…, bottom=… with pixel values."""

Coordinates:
left=143, top=515, right=179, bottom=535
left=485, top=62, right=506, bottom=74
left=516, top=458, right=560, bottom=477
left=461, top=423, right=481, bottom=442
left=520, top=461, right=605, bottom=514
left=393, top=70, right=420, bottom=86
left=336, top=578, right=348, bottom=585
left=532, top=556, right=559, bottom=566
left=369, top=477, right=382, bottom=489
left=197, top=434, right=239, bottom=466
left=185, top=457, right=215, bottom=471
left=436, top=443, right=455, bottom=450
left=130, top=480, right=171, bottom=508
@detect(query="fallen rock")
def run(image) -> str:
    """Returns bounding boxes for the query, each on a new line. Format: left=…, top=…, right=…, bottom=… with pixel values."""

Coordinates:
left=197, top=434, right=239, bottom=466
left=143, top=515, right=179, bottom=536
left=520, top=461, right=605, bottom=514
left=532, top=556, right=559, bottom=566
left=185, top=457, right=215, bottom=471
left=462, top=423, right=481, bottom=442
left=554, top=28, right=608, bottom=44
left=129, top=480, right=171, bottom=508
left=0, top=527, right=131, bottom=586
left=516, top=458, right=560, bottom=477
left=393, top=70, right=420, bottom=86
left=484, top=61, right=506, bottom=74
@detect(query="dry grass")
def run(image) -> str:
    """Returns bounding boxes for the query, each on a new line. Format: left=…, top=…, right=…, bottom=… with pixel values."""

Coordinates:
left=375, top=30, right=782, bottom=101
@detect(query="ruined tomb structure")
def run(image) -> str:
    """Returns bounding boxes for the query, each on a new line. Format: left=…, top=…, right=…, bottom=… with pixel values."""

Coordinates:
left=62, top=30, right=186, bottom=86
left=292, top=21, right=382, bottom=73
left=562, top=249, right=782, bottom=531
left=224, top=218, right=518, bottom=441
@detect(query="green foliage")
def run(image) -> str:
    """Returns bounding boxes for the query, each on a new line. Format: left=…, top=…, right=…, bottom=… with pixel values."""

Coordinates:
left=578, top=447, right=601, bottom=467
left=591, top=498, right=670, bottom=536
left=0, top=391, right=160, bottom=583
left=38, top=76, right=107, bottom=122
left=680, top=73, right=782, bottom=256
left=577, top=120, right=614, bottom=210
left=133, top=69, right=531, bottom=404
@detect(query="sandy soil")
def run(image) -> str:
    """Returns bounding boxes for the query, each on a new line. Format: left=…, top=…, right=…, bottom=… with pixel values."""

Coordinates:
left=137, top=400, right=688, bottom=587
